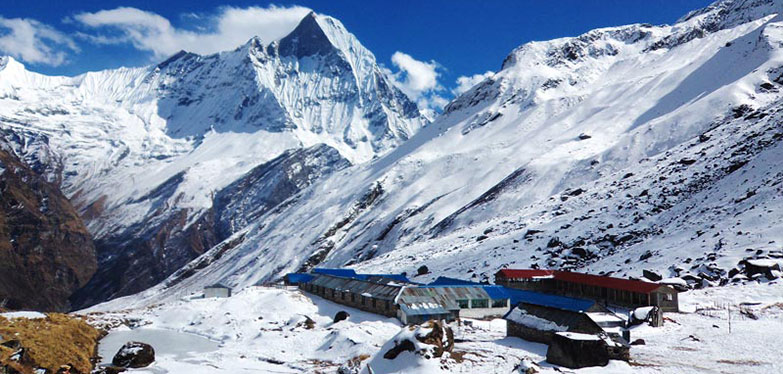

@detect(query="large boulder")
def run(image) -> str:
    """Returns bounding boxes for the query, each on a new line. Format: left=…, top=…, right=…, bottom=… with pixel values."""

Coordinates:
left=112, top=342, right=155, bottom=368
left=334, top=311, right=350, bottom=323
left=642, top=269, right=662, bottom=281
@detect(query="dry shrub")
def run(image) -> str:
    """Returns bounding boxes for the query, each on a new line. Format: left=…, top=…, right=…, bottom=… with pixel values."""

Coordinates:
left=0, top=313, right=101, bottom=373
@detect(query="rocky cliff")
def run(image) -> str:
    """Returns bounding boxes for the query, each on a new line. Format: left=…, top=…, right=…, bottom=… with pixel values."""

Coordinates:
left=0, top=148, right=96, bottom=311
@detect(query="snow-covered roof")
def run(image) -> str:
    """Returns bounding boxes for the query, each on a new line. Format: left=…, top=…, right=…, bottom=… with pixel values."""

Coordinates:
left=555, top=332, right=601, bottom=341
left=309, top=274, right=402, bottom=301
left=205, top=283, right=232, bottom=290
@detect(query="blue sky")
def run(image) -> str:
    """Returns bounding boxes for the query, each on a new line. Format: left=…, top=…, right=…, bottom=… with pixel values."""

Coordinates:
left=0, top=0, right=715, bottom=107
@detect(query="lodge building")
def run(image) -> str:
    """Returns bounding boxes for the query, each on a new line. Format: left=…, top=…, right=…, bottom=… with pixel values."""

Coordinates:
left=495, top=269, right=679, bottom=312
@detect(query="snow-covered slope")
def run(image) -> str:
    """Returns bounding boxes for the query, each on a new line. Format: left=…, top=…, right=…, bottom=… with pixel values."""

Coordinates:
left=120, top=0, right=783, bottom=302
left=85, top=283, right=783, bottom=373
left=0, top=12, right=427, bottom=307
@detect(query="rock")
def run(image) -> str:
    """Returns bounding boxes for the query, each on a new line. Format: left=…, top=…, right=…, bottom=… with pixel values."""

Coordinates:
left=56, top=364, right=82, bottom=374
left=476, top=235, right=489, bottom=241
left=740, top=259, right=781, bottom=279
left=630, top=339, right=646, bottom=345
left=639, top=251, right=653, bottom=261
left=382, top=338, right=416, bottom=359
left=333, top=311, right=350, bottom=323
left=416, top=265, right=429, bottom=276
left=547, top=237, right=562, bottom=248
left=93, top=366, right=127, bottom=374
left=516, top=357, right=540, bottom=373
left=112, top=342, right=155, bottom=368
left=642, top=269, right=662, bottom=281
left=415, top=320, right=454, bottom=357
left=571, top=247, right=589, bottom=258
left=382, top=320, right=454, bottom=360
left=0, top=340, right=21, bottom=350
left=302, top=316, right=316, bottom=329
left=578, top=133, right=592, bottom=140
left=1, top=365, right=22, bottom=374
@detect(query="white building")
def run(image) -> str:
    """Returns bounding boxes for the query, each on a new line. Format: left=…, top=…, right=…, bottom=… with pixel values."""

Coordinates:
left=204, top=283, right=232, bottom=298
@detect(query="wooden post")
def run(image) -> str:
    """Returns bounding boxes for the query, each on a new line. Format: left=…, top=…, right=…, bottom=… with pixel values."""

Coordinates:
left=728, top=304, right=731, bottom=334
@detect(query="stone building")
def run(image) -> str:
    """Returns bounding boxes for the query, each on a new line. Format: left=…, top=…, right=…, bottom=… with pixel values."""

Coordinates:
left=301, top=274, right=403, bottom=317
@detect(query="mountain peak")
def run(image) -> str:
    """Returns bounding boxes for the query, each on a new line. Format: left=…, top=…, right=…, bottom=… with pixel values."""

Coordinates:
left=0, top=56, right=25, bottom=73
left=278, top=12, right=337, bottom=58
left=678, top=0, right=783, bottom=29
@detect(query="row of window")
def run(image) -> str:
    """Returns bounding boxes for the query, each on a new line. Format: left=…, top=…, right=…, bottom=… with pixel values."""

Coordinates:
left=305, top=284, right=393, bottom=311
left=455, top=299, right=507, bottom=309
left=306, top=284, right=509, bottom=312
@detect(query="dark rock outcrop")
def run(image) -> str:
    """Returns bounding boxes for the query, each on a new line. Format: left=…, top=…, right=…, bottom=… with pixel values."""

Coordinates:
left=333, top=311, right=350, bottom=323
left=112, top=342, right=155, bottom=368
left=0, top=149, right=96, bottom=311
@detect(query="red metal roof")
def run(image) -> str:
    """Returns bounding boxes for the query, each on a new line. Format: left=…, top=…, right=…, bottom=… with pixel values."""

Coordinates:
left=496, top=269, right=555, bottom=279
left=496, top=268, right=662, bottom=294
left=552, top=271, right=661, bottom=293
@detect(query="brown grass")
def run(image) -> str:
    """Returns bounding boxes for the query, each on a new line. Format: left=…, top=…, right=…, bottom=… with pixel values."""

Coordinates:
left=0, top=313, right=101, bottom=373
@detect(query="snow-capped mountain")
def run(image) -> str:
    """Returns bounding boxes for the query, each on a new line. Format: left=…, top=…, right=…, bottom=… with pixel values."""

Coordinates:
left=105, top=0, right=783, bottom=305
left=0, top=12, right=427, bottom=307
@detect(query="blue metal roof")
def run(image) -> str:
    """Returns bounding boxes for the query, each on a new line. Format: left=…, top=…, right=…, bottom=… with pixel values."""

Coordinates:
left=428, top=276, right=484, bottom=286
left=285, top=273, right=314, bottom=284
left=355, top=274, right=412, bottom=283
left=501, top=288, right=595, bottom=312
left=312, top=268, right=357, bottom=277
left=481, top=286, right=510, bottom=300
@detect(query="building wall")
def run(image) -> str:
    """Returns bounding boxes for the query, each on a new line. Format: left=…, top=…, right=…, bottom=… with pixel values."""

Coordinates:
left=506, top=320, right=553, bottom=344
left=651, top=290, right=679, bottom=312
left=459, top=306, right=510, bottom=319
left=204, top=288, right=231, bottom=298
left=300, top=283, right=398, bottom=317
left=500, top=277, right=680, bottom=312
left=401, top=311, right=456, bottom=325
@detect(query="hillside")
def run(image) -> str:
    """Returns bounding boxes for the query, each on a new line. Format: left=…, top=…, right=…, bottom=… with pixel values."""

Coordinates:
left=107, top=0, right=783, bottom=305
left=0, top=148, right=96, bottom=311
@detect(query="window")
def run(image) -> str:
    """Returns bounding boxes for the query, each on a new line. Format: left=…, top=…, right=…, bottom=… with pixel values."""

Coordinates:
left=457, top=299, right=469, bottom=309
left=666, top=294, right=673, bottom=301
left=361, top=296, right=366, bottom=305
left=385, top=300, right=390, bottom=310
left=351, top=293, right=355, bottom=302
left=372, top=299, right=377, bottom=308
left=492, top=299, right=507, bottom=308
left=472, top=299, right=489, bottom=309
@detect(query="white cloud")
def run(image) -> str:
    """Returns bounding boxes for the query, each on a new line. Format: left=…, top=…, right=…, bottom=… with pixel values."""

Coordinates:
left=73, top=5, right=312, bottom=59
left=453, top=71, right=494, bottom=96
left=391, top=51, right=440, bottom=94
left=0, top=17, right=78, bottom=66
left=388, top=51, right=448, bottom=111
